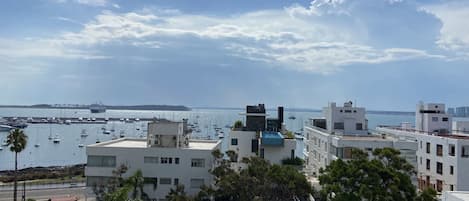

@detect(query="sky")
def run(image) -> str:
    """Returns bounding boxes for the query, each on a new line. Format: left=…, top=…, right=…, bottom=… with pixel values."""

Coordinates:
left=1, top=0, right=469, bottom=111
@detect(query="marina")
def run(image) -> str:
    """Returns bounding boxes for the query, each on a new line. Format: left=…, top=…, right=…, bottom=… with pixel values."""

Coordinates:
left=0, top=107, right=419, bottom=171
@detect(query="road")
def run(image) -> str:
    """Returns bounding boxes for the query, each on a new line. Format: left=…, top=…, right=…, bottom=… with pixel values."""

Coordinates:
left=0, top=187, right=94, bottom=201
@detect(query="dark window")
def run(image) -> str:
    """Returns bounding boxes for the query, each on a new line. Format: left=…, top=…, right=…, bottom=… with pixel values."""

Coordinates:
left=344, top=110, right=352, bottom=113
left=260, top=148, right=264, bottom=158
left=251, top=139, right=258, bottom=153
left=175, top=158, right=180, bottom=164
left=436, top=162, right=443, bottom=175
left=169, top=158, right=173, bottom=164
left=450, top=185, right=454, bottom=191
left=174, top=178, right=179, bottom=185
left=436, top=180, right=443, bottom=192
left=462, top=146, right=469, bottom=157
left=356, top=123, right=363, bottom=130
left=160, top=178, right=171, bottom=185
left=449, top=144, right=455, bottom=156
left=291, top=149, right=295, bottom=159
left=231, top=138, right=238, bottom=145
left=437, top=144, right=443, bottom=156
left=334, top=122, right=344, bottom=130
left=450, top=165, right=454, bottom=175
left=353, top=110, right=357, bottom=113
left=442, top=117, right=449, bottom=122
left=426, top=142, right=431, bottom=154
left=426, top=159, right=431, bottom=170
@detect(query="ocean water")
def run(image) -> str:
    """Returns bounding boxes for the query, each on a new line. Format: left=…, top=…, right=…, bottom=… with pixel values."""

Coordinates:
left=0, top=108, right=415, bottom=171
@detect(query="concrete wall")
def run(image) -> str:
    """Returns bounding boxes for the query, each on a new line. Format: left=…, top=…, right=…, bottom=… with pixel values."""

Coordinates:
left=227, top=130, right=257, bottom=162
left=262, top=139, right=296, bottom=165
left=85, top=142, right=220, bottom=200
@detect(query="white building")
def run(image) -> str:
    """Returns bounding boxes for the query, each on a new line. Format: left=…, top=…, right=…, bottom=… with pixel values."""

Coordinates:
left=415, top=102, right=452, bottom=134
left=304, top=101, right=417, bottom=177
left=85, top=119, right=221, bottom=200
left=227, top=104, right=298, bottom=167
left=377, top=102, right=469, bottom=194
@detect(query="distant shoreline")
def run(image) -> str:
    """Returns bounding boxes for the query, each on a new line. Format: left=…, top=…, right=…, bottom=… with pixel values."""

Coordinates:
left=192, top=106, right=414, bottom=116
left=0, top=104, right=191, bottom=111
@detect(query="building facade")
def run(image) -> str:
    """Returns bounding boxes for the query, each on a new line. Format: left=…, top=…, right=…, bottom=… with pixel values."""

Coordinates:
left=227, top=104, right=298, bottom=167
left=304, top=101, right=417, bottom=177
left=377, top=102, right=469, bottom=194
left=85, top=119, right=221, bottom=200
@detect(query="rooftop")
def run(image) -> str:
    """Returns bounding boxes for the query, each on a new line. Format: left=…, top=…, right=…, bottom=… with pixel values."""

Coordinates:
left=444, top=191, right=469, bottom=200
left=338, top=135, right=393, bottom=142
left=378, top=126, right=469, bottom=140
left=88, top=138, right=221, bottom=150
left=261, top=131, right=284, bottom=146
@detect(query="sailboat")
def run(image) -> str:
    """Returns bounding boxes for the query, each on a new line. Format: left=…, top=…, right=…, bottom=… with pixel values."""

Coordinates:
left=119, top=130, right=125, bottom=138
left=48, top=125, right=53, bottom=140
left=53, top=134, right=61, bottom=144
left=78, top=143, right=84, bottom=148
left=34, top=128, right=40, bottom=148
left=80, top=129, right=88, bottom=137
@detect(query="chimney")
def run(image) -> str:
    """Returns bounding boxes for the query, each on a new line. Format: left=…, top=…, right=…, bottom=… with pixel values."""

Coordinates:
left=278, top=106, right=284, bottom=130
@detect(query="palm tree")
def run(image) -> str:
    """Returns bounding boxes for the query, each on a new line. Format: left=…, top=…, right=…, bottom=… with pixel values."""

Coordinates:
left=6, top=128, right=28, bottom=201
left=166, top=185, right=193, bottom=201
left=125, top=170, right=148, bottom=200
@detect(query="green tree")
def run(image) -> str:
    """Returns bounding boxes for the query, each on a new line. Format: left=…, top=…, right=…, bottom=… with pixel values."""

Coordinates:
left=415, top=188, right=437, bottom=201
left=201, top=150, right=312, bottom=201
left=233, top=120, right=243, bottom=130
left=318, top=148, right=428, bottom=201
left=166, top=185, right=193, bottom=201
left=6, top=128, right=28, bottom=201
left=124, top=170, right=149, bottom=200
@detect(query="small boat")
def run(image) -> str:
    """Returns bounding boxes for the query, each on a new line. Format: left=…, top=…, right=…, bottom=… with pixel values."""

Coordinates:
left=135, top=118, right=140, bottom=122
left=78, top=117, right=83, bottom=121
left=1, top=140, right=7, bottom=147
left=288, top=116, right=296, bottom=120
left=136, top=128, right=140, bottom=131
left=103, top=130, right=111, bottom=135
left=53, top=135, right=61, bottom=144
left=120, top=118, right=124, bottom=122
left=111, top=135, right=118, bottom=140
left=78, top=144, right=84, bottom=148
left=104, top=117, right=109, bottom=121
left=65, top=120, right=72, bottom=125
left=91, top=117, right=96, bottom=121
left=80, top=129, right=88, bottom=137
left=119, top=130, right=125, bottom=138
left=34, top=144, right=40, bottom=148
left=0, top=146, right=3, bottom=151
left=96, top=138, right=101, bottom=143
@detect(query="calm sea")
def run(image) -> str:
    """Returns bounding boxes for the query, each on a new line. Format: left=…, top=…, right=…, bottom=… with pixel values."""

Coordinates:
left=0, top=107, right=416, bottom=171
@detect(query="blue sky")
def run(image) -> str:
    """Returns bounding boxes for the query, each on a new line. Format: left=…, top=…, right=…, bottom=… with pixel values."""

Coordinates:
left=1, top=0, right=469, bottom=111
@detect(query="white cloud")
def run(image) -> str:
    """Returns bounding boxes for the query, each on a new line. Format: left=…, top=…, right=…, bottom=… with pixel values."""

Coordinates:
left=421, top=2, right=469, bottom=52
left=5, top=2, right=449, bottom=73
left=55, top=0, right=108, bottom=7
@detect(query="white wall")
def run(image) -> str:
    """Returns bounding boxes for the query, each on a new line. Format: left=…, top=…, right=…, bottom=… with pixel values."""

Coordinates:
left=86, top=141, right=220, bottom=200
left=227, top=130, right=257, bottom=162
left=262, top=139, right=297, bottom=165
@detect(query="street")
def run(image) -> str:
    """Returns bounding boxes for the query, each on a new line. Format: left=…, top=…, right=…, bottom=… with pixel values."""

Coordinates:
left=0, top=187, right=94, bottom=201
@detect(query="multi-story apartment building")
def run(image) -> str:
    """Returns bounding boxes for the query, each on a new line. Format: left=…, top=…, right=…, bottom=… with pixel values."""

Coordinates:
left=85, top=119, right=221, bottom=200
left=304, top=101, right=417, bottom=177
left=227, top=104, right=297, bottom=166
left=377, top=102, right=469, bottom=193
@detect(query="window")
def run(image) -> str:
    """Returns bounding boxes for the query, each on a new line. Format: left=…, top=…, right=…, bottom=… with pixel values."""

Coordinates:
left=231, top=138, right=238, bottom=145
left=144, top=177, right=158, bottom=189
left=190, top=179, right=204, bottom=188
left=169, top=158, right=173, bottom=164
left=462, top=146, right=469, bottom=157
left=191, top=159, right=205, bottom=167
left=161, top=157, right=170, bottom=164
left=160, top=178, right=171, bottom=185
left=420, top=157, right=422, bottom=165
left=426, top=142, right=431, bottom=154
left=343, top=147, right=353, bottom=159
left=291, top=149, right=295, bottom=159
left=432, top=117, right=438, bottom=122
left=442, top=117, right=449, bottom=122
left=144, top=156, right=159, bottom=164
left=88, top=155, right=116, bottom=167
left=251, top=139, right=258, bottom=153
left=436, top=180, right=443, bottom=192
left=449, top=144, right=456, bottom=156
left=260, top=148, right=265, bottom=158
left=334, top=122, right=344, bottom=130
left=174, top=178, right=179, bottom=186
left=344, top=110, right=352, bottom=113
left=436, top=144, right=443, bottom=156
left=426, top=159, right=430, bottom=170
left=450, top=185, right=454, bottom=191
left=175, top=158, right=180, bottom=164
left=450, top=165, right=454, bottom=175
left=356, top=123, right=363, bottom=130
left=436, top=162, right=443, bottom=175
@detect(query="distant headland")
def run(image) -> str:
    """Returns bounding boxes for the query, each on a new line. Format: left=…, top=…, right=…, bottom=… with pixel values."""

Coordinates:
left=0, top=104, right=191, bottom=111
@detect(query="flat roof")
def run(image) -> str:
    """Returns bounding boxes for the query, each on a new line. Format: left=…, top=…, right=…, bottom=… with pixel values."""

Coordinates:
left=338, top=135, right=393, bottom=141
left=88, top=138, right=220, bottom=150
left=378, top=127, right=469, bottom=140
left=445, top=191, right=469, bottom=200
